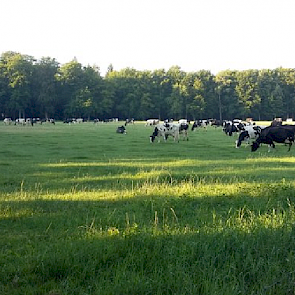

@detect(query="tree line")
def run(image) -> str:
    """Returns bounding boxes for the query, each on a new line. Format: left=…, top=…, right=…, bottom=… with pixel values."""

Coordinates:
left=1, top=51, right=295, bottom=121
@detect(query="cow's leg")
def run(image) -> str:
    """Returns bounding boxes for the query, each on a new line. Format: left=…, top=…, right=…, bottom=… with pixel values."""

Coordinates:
left=268, top=142, right=275, bottom=152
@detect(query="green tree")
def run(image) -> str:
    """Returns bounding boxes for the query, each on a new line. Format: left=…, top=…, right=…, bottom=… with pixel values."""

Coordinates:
left=2, top=52, right=34, bottom=118
left=33, top=57, right=59, bottom=118
left=215, top=70, right=240, bottom=120
left=235, top=70, right=260, bottom=118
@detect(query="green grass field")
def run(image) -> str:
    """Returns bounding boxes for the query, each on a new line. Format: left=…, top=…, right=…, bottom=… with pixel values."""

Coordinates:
left=1, top=121, right=295, bottom=295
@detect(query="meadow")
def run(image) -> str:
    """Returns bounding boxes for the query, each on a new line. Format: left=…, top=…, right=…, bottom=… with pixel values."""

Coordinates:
left=1, top=121, right=295, bottom=295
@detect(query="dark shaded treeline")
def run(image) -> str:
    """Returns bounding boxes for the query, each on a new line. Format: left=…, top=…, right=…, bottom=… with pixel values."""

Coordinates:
left=1, top=51, right=295, bottom=121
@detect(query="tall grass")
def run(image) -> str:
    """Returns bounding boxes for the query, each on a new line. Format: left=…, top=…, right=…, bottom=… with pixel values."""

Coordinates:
left=0, top=122, right=295, bottom=294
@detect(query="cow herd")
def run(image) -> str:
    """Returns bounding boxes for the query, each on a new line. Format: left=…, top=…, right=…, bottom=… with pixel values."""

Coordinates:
left=146, top=118, right=295, bottom=153
left=222, top=119, right=295, bottom=152
left=3, top=117, right=55, bottom=125
left=3, top=116, right=295, bottom=152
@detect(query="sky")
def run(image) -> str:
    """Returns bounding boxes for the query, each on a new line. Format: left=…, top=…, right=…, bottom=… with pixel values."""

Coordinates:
left=1, top=0, right=295, bottom=75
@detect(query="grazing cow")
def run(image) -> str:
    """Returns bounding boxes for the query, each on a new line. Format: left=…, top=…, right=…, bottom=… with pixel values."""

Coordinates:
left=223, top=120, right=244, bottom=136
left=116, top=125, right=126, bottom=134
left=191, top=120, right=208, bottom=131
left=39, top=118, right=55, bottom=125
left=145, top=119, right=159, bottom=126
left=47, top=118, right=55, bottom=124
left=150, top=122, right=180, bottom=143
left=251, top=126, right=295, bottom=152
left=64, top=118, right=76, bottom=124
left=15, top=118, right=26, bottom=125
left=3, top=118, right=12, bottom=125
left=236, top=125, right=263, bottom=148
left=125, top=118, right=135, bottom=126
left=32, top=118, right=42, bottom=125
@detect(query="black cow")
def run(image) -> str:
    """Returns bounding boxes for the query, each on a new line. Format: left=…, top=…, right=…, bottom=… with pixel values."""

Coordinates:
left=116, top=126, right=126, bottom=134
left=251, top=126, right=295, bottom=152
left=271, top=118, right=283, bottom=127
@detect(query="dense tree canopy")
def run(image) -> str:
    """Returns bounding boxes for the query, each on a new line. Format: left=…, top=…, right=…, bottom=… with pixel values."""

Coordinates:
left=1, top=51, right=295, bottom=121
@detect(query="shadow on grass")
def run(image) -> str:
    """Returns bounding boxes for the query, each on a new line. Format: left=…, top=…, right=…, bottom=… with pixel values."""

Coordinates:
left=2, top=155, right=295, bottom=194
left=1, top=196, right=295, bottom=294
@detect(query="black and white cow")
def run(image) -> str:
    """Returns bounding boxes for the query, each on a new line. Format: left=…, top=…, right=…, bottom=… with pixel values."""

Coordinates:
left=3, top=118, right=12, bottom=125
left=15, top=118, right=26, bottom=125
left=191, top=120, right=208, bottom=131
left=125, top=118, right=135, bottom=126
left=179, top=123, right=189, bottom=141
left=251, top=126, right=295, bottom=152
left=223, top=120, right=244, bottom=136
left=64, top=118, right=76, bottom=124
left=178, top=119, right=189, bottom=124
left=235, top=125, right=263, bottom=148
left=116, top=125, right=126, bottom=134
left=150, top=122, right=180, bottom=143
left=145, top=119, right=159, bottom=126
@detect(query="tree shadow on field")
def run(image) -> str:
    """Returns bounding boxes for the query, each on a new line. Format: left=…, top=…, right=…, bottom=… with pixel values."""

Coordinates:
left=2, top=155, right=295, bottom=194
left=1, top=192, right=295, bottom=294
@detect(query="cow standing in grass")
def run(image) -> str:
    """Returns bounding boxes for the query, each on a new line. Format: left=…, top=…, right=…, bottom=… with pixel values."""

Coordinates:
left=145, top=119, right=159, bottom=126
left=236, top=125, right=263, bottom=148
left=251, top=126, right=295, bottom=152
left=150, top=122, right=180, bottom=143
left=3, top=118, right=12, bottom=125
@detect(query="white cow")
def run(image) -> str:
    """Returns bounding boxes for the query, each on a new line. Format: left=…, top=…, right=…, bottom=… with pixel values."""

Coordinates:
left=150, top=122, right=180, bottom=143
left=3, top=118, right=12, bottom=125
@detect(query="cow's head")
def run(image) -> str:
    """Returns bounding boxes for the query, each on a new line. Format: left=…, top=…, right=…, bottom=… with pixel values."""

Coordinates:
left=236, top=131, right=249, bottom=148
left=251, top=141, right=260, bottom=152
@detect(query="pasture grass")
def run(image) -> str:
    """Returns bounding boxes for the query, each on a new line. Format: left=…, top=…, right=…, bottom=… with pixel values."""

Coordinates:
left=1, top=121, right=295, bottom=294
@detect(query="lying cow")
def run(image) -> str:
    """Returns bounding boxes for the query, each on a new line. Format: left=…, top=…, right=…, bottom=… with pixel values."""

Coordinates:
left=116, top=125, right=126, bottom=134
left=251, top=126, right=295, bottom=152
left=150, top=122, right=181, bottom=143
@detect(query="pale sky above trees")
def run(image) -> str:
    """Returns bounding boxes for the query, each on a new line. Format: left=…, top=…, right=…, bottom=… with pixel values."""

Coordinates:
left=1, top=0, right=295, bottom=75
